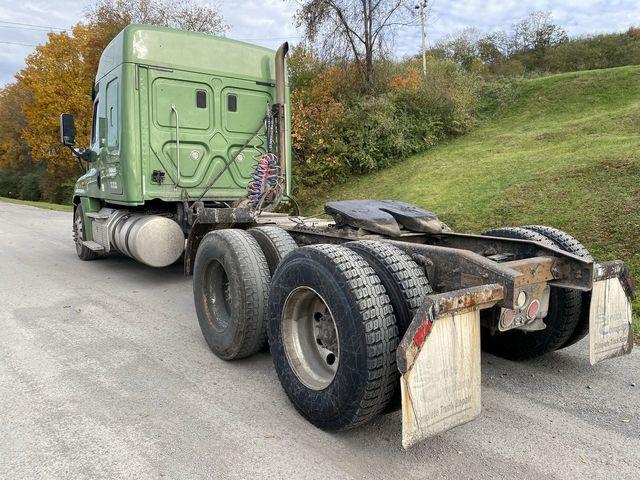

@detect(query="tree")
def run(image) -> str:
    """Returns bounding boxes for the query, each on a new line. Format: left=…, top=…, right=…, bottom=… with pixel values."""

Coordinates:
left=477, top=31, right=508, bottom=65
left=510, top=11, right=567, bottom=53
left=18, top=26, right=93, bottom=182
left=434, top=28, right=481, bottom=71
left=86, top=0, right=228, bottom=37
left=0, top=0, right=228, bottom=202
left=294, top=0, right=418, bottom=84
left=0, top=82, right=32, bottom=171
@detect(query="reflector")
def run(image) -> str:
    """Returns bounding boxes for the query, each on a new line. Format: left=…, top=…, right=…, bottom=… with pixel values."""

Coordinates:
left=527, top=299, right=540, bottom=319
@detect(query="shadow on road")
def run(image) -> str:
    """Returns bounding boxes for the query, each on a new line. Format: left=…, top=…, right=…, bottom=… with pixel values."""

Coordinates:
left=85, top=254, right=188, bottom=286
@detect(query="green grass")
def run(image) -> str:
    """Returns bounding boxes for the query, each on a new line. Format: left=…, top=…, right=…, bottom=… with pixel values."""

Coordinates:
left=0, top=196, right=72, bottom=212
left=306, top=65, right=640, bottom=334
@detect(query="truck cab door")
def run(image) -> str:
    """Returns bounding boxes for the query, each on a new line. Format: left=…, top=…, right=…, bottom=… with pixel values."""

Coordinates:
left=102, top=74, right=123, bottom=196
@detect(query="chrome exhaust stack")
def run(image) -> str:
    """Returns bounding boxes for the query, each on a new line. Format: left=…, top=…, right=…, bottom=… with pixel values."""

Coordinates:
left=275, top=42, right=289, bottom=185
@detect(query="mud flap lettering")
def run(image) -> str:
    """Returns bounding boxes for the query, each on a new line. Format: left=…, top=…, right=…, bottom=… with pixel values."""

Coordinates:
left=589, top=264, right=634, bottom=365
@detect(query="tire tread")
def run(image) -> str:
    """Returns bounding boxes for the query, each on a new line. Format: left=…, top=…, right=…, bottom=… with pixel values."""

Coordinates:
left=309, top=244, right=399, bottom=427
left=194, top=229, right=270, bottom=359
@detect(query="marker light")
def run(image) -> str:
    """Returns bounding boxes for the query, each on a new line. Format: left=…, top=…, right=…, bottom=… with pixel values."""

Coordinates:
left=527, top=299, right=541, bottom=319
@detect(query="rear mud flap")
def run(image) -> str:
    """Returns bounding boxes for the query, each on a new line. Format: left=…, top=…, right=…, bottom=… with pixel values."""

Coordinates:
left=589, top=261, right=635, bottom=365
left=397, top=285, right=504, bottom=449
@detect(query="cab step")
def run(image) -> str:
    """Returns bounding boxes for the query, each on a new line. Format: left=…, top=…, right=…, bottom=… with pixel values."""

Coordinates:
left=82, top=240, right=105, bottom=252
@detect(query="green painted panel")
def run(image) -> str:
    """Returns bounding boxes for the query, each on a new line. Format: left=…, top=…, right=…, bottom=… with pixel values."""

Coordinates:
left=223, top=87, right=271, bottom=134
left=154, top=79, right=212, bottom=130
left=97, top=25, right=284, bottom=86
left=78, top=25, right=292, bottom=206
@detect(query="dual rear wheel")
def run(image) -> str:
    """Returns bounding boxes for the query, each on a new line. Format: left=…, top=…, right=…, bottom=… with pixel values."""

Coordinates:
left=193, top=228, right=431, bottom=430
left=193, top=224, right=591, bottom=429
left=481, top=225, right=592, bottom=360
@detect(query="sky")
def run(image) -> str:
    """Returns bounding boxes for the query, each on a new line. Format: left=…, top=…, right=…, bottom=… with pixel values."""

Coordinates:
left=0, top=0, right=639, bottom=87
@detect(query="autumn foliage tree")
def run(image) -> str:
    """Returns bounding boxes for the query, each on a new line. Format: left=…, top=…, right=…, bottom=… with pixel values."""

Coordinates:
left=19, top=25, right=96, bottom=190
left=0, top=0, right=227, bottom=202
left=0, top=82, right=31, bottom=171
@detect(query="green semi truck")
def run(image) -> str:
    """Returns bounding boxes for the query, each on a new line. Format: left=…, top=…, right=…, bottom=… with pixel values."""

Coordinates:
left=60, top=25, right=635, bottom=448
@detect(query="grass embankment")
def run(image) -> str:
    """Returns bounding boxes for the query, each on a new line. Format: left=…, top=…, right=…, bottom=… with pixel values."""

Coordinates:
left=306, top=66, right=640, bottom=333
left=0, top=196, right=72, bottom=212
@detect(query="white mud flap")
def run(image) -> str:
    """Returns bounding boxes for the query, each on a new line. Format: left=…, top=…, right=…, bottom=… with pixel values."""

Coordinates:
left=589, top=261, right=635, bottom=365
left=397, top=285, right=504, bottom=449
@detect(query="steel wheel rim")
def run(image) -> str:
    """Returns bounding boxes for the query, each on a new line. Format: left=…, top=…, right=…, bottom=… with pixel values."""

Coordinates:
left=282, top=286, right=339, bottom=390
left=74, top=213, right=84, bottom=252
left=203, top=260, right=231, bottom=331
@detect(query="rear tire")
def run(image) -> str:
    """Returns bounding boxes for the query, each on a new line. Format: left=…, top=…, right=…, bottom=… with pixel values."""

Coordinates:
left=523, top=225, right=592, bottom=348
left=247, top=226, right=297, bottom=351
left=481, top=227, right=584, bottom=360
left=268, top=244, right=399, bottom=430
left=73, top=204, right=99, bottom=261
left=345, top=240, right=431, bottom=336
left=193, top=229, right=270, bottom=360
left=247, top=226, right=297, bottom=275
left=345, top=240, right=431, bottom=412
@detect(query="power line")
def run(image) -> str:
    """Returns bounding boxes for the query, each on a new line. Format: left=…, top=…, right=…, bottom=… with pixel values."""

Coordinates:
left=0, top=24, right=65, bottom=33
left=0, top=20, right=68, bottom=31
left=0, top=19, right=304, bottom=41
left=0, top=20, right=302, bottom=41
left=0, top=41, right=37, bottom=47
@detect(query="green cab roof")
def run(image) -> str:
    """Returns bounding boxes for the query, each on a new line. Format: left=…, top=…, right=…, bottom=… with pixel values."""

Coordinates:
left=97, top=24, right=279, bottom=83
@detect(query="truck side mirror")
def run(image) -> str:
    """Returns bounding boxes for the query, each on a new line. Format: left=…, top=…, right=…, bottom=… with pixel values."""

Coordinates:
left=60, top=113, right=76, bottom=147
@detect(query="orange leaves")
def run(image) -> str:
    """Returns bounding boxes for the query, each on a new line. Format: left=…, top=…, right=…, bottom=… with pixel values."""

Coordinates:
left=0, top=21, right=115, bottom=182
left=18, top=25, right=99, bottom=179
left=0, top=83, right=31, bottom=170
left=291, top=66, right=346, bottom=162
left=388, top=66, right=421, bottom=91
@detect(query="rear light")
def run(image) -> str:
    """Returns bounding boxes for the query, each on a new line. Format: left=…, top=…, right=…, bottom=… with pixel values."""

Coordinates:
left=516, top=291, right=527, bottom=309
left=500, top=308, right=515, bottom=329
left=527, top=299, right=540, bottom=319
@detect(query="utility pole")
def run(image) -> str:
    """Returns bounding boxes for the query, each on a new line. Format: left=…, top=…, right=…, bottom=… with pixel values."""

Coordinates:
left=416, top=1, right=428, bottom=77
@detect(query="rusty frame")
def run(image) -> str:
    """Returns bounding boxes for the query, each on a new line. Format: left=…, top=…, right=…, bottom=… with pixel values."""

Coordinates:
left=400, top=232, right=593, bottom=291
left=185, top=207, right=599, bottom=308
left=396, top=284, right=505, bottom=373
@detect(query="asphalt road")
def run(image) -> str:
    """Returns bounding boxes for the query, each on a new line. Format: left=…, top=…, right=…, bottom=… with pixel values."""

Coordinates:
left=0, top=201, right=638, bottom=480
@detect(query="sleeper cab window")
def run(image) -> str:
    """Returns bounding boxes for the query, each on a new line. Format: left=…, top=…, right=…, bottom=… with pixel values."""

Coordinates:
left=227, top=94, right=237, bottom=112
left=196, top=90, right=207, bottom=108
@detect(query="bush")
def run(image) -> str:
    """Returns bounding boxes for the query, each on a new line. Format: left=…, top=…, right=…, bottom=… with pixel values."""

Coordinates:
left=430, top=17, right=640, bottom=77
left=42, top=179, right=74, bottom=204
left=290, top=57, right=483, bottom=204
left=0, top=170, right=21, bottom=198
left=18, top=173, right=42, bottom=201
left=544, top=32, right=640, bottom=73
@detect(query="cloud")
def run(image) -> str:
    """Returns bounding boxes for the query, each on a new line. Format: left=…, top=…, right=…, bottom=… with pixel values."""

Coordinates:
left=396, top=0, right=639, bottom=58
left=219, top=0, right=300, bottom=47
left=0, top=0, right=79, bottom=85
left=0, top=0, right=638, bottom=86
